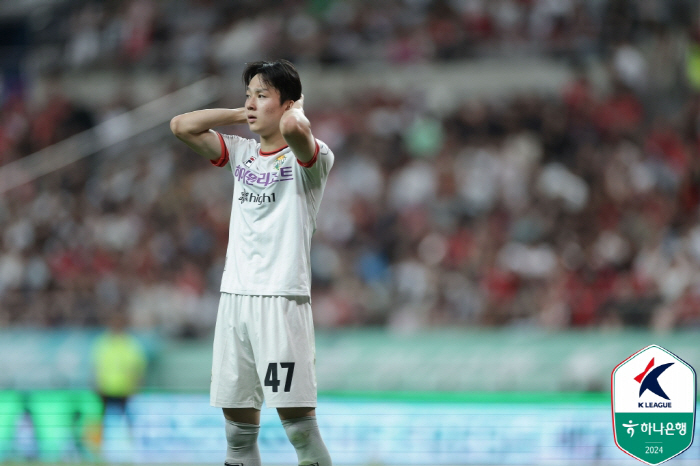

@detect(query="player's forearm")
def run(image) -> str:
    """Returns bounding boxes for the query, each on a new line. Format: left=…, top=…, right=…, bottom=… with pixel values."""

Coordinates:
left=170, top=108, right=246, bottom=136
left=281, top=108, right=316, bottom=163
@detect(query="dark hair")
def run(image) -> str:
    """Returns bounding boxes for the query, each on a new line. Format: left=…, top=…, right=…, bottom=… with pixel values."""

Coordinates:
left=243, top=59, right=302, bottom=105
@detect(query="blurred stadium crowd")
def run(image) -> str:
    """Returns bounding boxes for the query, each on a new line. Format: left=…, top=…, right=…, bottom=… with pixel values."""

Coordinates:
left=2, top=0, right=700, bottom=335
left=12, top=0, right=697, bottom=71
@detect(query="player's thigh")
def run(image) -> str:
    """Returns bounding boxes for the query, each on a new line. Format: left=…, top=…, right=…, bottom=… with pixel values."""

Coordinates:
left=277, top=407, right=316, bottom=420
left=210, top=293, right=264, bottom=410
left=223, top=407, right=261, bottom=425
left=250, top=295, right=317, bottom=408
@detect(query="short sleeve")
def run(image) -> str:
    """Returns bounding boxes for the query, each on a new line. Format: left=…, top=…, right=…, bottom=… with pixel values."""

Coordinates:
left=210, top=132, right=255, bottom=169
left=298, top=139, right=334, bottom=183
left=210, top=132, right=229, bottom=167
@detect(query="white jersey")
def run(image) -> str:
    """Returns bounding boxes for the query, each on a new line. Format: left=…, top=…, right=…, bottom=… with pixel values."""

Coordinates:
left=212, top=132, right=334, bottom=296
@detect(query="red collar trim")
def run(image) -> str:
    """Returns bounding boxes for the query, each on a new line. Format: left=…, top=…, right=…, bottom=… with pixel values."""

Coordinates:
left=259, top=145, right=289, bottom=156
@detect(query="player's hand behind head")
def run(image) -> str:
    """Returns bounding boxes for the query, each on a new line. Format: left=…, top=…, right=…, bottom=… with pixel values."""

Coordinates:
left=293, top=94, right=304, bottom=110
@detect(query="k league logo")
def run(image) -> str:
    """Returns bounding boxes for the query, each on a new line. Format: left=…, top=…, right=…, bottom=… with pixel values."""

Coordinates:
left=635, top=358, right=673, bottom=407
left=612, top=345, right=696, bottom=465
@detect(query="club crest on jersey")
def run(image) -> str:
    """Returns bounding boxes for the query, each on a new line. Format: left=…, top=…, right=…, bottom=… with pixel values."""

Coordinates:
left=274, top=154, right=287, bottom=170
left=244, top=155, right=256, bottom=167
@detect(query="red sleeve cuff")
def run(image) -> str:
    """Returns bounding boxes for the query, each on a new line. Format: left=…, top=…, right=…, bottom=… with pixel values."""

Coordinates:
left=210, top=132, right=230, bottom=167
left=297, top=141, right=320, bottom=168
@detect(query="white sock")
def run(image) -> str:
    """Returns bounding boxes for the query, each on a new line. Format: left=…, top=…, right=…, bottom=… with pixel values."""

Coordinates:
left=225, top=420, right=260, bottom=466
left=281, top=416, right=332, bottom=466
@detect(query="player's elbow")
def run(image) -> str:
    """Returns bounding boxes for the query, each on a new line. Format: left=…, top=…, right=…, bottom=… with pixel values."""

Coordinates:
left=170, top=115, right=186, bottom=137
left=280, top=112, right=308, bottom=138
left=170, top=114, right=198, bottom=139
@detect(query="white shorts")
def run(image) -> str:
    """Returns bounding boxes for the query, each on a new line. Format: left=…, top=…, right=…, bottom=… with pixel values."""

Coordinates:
left=210, top=293, right=317, bottom=409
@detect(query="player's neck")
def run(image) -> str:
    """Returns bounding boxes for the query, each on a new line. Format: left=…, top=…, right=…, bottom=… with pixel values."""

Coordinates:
left=259, top=132, right=288, bottom=153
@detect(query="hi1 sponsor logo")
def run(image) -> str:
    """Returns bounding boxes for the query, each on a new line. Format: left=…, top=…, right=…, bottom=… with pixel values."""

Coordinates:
left=239, top=189, right=276, bottom=205
left=612, top=345, right=696, bottom=465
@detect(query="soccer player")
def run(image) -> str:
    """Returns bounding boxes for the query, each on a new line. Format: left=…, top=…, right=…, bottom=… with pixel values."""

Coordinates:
left=170, top=60, right=333, bottom=466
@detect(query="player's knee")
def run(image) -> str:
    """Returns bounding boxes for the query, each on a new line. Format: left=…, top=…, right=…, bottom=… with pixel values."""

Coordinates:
left=282, top=416, right=332, bottom=466
left=225, top=420, right=259, bottom=451
left=285, top=422, right=311, bottom=448
left=282, top=416, right=317, bottom=448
